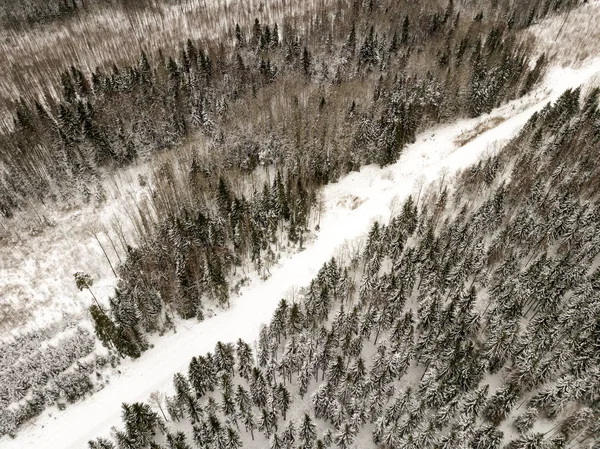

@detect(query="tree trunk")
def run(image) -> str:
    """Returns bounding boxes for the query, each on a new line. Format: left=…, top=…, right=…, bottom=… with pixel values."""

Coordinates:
left=93, top=235, right=118, bottom=277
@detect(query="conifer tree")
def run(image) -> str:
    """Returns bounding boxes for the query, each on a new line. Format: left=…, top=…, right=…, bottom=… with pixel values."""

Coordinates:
left=283, top=420, right=296, bottom=449
left=334, top=422, right=356, bottom=449
left=235, top=384, right=252, bottom=416
left=299, top=413, right=317, bottom=449
left=173, top=373, right=199, bottom=422
left=275, top=383, right=291, bottom=421
left=242, top=410, right=256, bottom=441
left=88, top=438, right=115, bottom=449
left=236, top=339, right=254, bottom=380
left=166, top=432, right=192, bottom=449
left=121, top=402, right=163, bottom=448
left=270, top=433, right=284, bottom=449
left=224, top=426, right=242, bottom=449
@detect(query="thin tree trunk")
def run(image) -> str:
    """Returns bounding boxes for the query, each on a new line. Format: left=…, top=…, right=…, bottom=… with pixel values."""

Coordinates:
left=87, top=287, right=104, bottom=311
left=157, top=403, right=168, bottom=422
left=93, top=235, right=118, bottom=277
left=555, top=7, right=572, bottom=41
left=103, top=230, right=123, bottom=263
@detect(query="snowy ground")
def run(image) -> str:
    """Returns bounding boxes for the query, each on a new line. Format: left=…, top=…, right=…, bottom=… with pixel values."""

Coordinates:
left=3, top=0, right=597, bottom=342
left=529, top=0, right=600, bottom=66
left=0, top=161, right=154, bottom=337
left=3, top=55, right=600, bottom=449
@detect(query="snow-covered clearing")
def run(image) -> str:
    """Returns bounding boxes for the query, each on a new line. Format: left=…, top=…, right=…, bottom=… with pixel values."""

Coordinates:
left=4, top=56, right=600, bottom=449
left=0, top=161, right=154, bottom=337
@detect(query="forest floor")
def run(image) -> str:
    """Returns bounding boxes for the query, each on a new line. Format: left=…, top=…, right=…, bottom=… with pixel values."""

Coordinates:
left=529, top=0, right=600, bottom=66
left=4, top=53, right=600, bottom=449
left=4, top=0, right=600, bottom=344
left=0, top=161, right=150, bottom=336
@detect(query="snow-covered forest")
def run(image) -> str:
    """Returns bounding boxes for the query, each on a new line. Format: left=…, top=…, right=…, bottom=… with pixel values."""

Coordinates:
left=0, top=0, right=599, bottom=448
left=81, top=83, right=600, bottom=449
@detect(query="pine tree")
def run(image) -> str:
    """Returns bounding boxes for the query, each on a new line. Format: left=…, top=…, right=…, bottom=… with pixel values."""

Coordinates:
left=259, top=408, right=277, bottom=438
left=210, top=416, right=227, bottom=449
left=235, top=23, right=245, bottom=47
left=114, top=430, right=136, bottom=449
left=222, top=390, right=236, bottom=422
left=89, top=304, right=118, bottom=351
left=258, top=325, right=270, bottom=367
left=272, top=298, right=289, bottom=342
left=74, top=271, right=102, bottom=310
left=173, top=373, right=199, bottom=422
left=61, top=71, right=76, bottom=102
left=287, top=302, right=305, bottom=335
left=235, top=385, right=252, bottom=416
left=250, top=367, right=268, bottom=408
left=301, top=47, right=311, bottom=77
left=283, top=420, right=296, bottom=449
left=270, top=433, right=284, bottom=449
left=88, top=438, right=115, bottom=449
left=514, top=407, right=539, bottom=434
left=505, top=433, right=545, bottom=449
left=251, top=18, right=262, bottom=48
left=166, top=432, right=192, bottom=449
left=189, top=357, right=207, bottom=397
left=334, top=422, right=356, bottom=449
left=121, top=402, right=163, bottom=448
left=298, top=362, right=310, bottom=398
left=359, top=25, right=376, bottom=65
left=389, top=31, right=399, bottom=53
left=165, top=396, right=184, bottom=422
left=323, top=429, right=333, bottom=448
left=483, top=385, right=519, bottom=425
left=275, top=383, right=291, bottom=421
left=214, top=341, right=235, bottom=375
left=401, top=15, right=410, bottom=44
left=346, top=23, right=356, bottom=56
left=236, top=339, right=254, bottom=380
left=299, top=413, right=317, bottom=449
left=242, top=410, right=256, bottom=440
left=224, top=426, right=242, bottom=449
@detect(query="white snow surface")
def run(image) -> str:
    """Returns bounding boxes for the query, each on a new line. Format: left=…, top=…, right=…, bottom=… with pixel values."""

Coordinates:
left=3, top=58, right=600, bottom=449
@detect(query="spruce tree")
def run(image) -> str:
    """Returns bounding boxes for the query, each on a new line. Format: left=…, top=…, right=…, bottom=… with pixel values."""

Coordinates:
left=299, top=413, right=317, bottom=449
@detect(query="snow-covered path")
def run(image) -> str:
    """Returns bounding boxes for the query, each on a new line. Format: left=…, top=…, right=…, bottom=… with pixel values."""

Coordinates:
left=4, top=58, right=600, bottom=449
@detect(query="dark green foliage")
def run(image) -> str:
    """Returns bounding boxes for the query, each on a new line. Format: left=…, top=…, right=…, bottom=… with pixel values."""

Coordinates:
left=0, top=0, right=553, bottom=219
left=166, top=431, right=192, bottom=449
left=2, top=0, right=590, bottom=441
left=90, top=304, right=119, bottom=350
left=121, top=402, right=163, bottom=447
left=88, top=437, right=115, bottom=449
left=92, top=83, right=600, bottom=449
